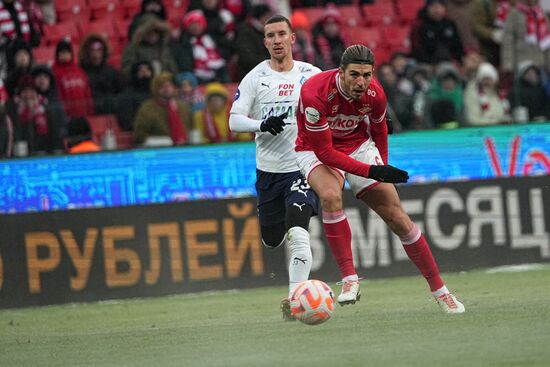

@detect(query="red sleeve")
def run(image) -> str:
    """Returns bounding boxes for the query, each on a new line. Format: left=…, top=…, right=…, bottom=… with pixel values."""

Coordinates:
left=368, top=82, right=388, bottom=164
left=300, top=91, right=372, bottom=178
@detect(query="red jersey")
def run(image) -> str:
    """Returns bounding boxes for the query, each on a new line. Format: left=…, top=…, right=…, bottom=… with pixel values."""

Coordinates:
left=295, top=69, right=388, bottom=178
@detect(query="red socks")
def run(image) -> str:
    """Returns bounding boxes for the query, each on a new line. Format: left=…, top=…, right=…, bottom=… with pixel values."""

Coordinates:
left=401, top=224, right=444, bottom=292
left=322, top=210, right=356, bottom=278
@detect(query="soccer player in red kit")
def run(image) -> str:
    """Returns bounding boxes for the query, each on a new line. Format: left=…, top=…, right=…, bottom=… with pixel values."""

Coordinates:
left=295, top=45, right=465, bottom=313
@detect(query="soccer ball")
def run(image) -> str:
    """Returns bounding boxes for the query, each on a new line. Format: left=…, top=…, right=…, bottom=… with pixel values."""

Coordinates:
left=290, top=279, right=334, bottom=325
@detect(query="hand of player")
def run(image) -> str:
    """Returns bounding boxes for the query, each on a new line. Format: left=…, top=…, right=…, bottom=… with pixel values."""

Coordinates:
left=368, top=164, right=409, bottom=183
left=260, top=112, right=288, bottom=135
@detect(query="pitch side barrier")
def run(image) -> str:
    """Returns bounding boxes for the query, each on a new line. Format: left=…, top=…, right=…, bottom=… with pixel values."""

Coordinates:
left=1, top=175, right=548, bottom=308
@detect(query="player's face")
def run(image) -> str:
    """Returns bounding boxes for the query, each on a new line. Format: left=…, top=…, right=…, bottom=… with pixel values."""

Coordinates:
left=264, top=21, right=295, bottom=61
left=339, top=64, right=374, bottom=100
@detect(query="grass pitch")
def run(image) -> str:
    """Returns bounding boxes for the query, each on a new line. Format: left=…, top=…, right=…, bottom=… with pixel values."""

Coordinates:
left=1, top=265, right=549, bottom=367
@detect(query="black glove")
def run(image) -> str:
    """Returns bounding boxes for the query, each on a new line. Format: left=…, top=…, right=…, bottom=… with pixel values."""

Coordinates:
left=368, top=164, right=409, bottom=183
left=386, top=115, right=393, bottom=135
left=260, top=112, right=288, bottom=135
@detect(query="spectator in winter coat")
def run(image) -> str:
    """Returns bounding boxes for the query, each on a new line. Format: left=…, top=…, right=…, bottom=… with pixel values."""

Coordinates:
left=51, top=39, right=95, bottom=119
left=114, top=61, right=154, bottom=131
left=233, top=4, right=272, bottom=80
left=66, top=117, right=100, bottom=153
left=121, top=15, right=177, bottom=81
left=193, top=82, right=251, bottom=144
left=464, top=61, right=510, bottom=125
left=78, top=33, right=123, bottom=115
left=6, top=74, right=54, bottom=154
left=500, top=0, right=550, bottom=74
left=127, top=0, right=167, bottom=41
left=5, top=38, right=33, bottom=96
left=470, top=0, right=505, bottom=67
left=410, top=0, right=465, bottom=65
left=426, top=62, right=464, bottom=128
left=31, top=64, right=68, bottom=150
left=0, top=78, right=13, bottom=157
left=0, top=0, right=37, bottom=79
left=188, top=0, right=235, bottom=60
left=133, top=72, right=193, bottom=145
left=312, top=5, right=347, bottom=70
left=175, top=71, right=204, bottom=113
left=172, top=10, right=229, bottom=84
left=508, top=60, right=550, bottom=121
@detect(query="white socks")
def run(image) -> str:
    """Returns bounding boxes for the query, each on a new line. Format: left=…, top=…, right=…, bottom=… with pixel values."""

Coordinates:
left=432, top=285, right=449, bottom=298
left=287, top=226, right=312, bottom=298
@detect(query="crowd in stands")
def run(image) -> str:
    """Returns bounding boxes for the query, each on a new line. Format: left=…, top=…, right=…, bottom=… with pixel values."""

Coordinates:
left=1, top=0, right=550, bottom=157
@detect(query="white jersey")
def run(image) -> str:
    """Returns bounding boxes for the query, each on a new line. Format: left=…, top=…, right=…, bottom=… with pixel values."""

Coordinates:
left=230, top=60, right=321, bottom=173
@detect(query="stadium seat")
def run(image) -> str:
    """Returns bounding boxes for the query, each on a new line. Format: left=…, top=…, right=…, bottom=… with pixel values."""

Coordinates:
left=32, top=45, right=55, bottom=66
left=123, top=0, right=142, bottom=19
left=86, top=114, right=121, bottom=143
left=293, top=6, right=325, bottom=27
left=166, top=0, right=189, bottom=29
left=362, top=2, right=396, bottom=26
left=80, top=18, right=119, bottom=46
left=42, top=21, right=81, bottom=46
left=337, top=5, right=366, bottom=28
left=344, top=27, right=382, bottom=50
left=381, top=25, right=411, bottom=53
left=114, top=131, right=135, bottom=149
left=90, top=0, right=125, bottom=21
left=396, top=0, right=424, bottom=25
left=55, top=0, right=91, bottom=23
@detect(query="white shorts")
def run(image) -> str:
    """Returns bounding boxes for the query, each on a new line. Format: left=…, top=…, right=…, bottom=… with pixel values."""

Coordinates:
left=296, top=139, right=383, bottom=198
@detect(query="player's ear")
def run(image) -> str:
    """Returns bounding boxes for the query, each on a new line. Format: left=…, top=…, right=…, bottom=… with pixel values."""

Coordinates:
left=290, top=32, right=296, bottom=45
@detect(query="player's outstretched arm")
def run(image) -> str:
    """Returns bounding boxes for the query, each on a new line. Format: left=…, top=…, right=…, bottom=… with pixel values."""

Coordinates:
left=310, top=128, right=408, bottom=183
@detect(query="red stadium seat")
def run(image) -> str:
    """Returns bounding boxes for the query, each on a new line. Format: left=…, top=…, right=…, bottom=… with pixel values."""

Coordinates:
left=86, top=114, right=121, bottom=143
left=114, top=131, right=135, bottom=149
left=362, top=2, right=397, bottom=26
left=344, top=27, right=382, bottom=50
left=293, top=6, right=325, bottom=27
left=42, top=21, right=81, bottom=46
left=381, top=25, right=411, bottom=53
left=80, top=18, right=119, bottom=44
left=55, top=0, right=91, bottom=23
left=396, top=0, right=424, bottom=25
left=123, top=0, right=142, bottom=19
left=32, top=45, right=55, bottom=66
left=166, top=0, right=189, bottom=29
left=337, top=5, right=366, bottom=28
left=90, top=0, right=125, bottom=21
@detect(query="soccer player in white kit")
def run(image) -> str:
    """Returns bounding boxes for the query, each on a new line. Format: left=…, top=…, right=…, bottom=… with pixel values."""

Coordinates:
left=229, top=15, right=322, bottom=320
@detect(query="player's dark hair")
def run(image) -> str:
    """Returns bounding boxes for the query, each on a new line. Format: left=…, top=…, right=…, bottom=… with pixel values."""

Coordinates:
left=340, top=44, right=375, bottom=69
left=265, top=15, right=293, bottom=32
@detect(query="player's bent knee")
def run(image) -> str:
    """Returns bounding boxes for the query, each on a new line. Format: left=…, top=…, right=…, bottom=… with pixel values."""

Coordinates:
left=286, top=203, right=314, bottom=231
left=261, top=222, right=286, bottom=249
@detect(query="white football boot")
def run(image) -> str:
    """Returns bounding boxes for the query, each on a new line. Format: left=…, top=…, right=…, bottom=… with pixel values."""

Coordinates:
left=435, top=293, right=465, bottom=314
left=337, top=280, right=361, bottom=306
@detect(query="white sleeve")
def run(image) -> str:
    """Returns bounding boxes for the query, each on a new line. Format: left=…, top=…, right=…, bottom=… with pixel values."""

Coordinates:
left=229, top=113, right=262, bottom=132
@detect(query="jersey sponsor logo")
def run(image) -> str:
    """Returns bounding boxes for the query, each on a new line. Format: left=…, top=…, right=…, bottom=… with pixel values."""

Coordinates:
left=234, top=88, right=240, bottom=101
left=261, top=104, right=295, bottom=120
left=305, top=107, right=320, bottom=123
left=326, top=114, right=364, bottom=131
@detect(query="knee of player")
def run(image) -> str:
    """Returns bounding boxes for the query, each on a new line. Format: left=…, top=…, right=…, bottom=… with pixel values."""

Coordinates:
left=319, top=189, right=342, bottom=209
